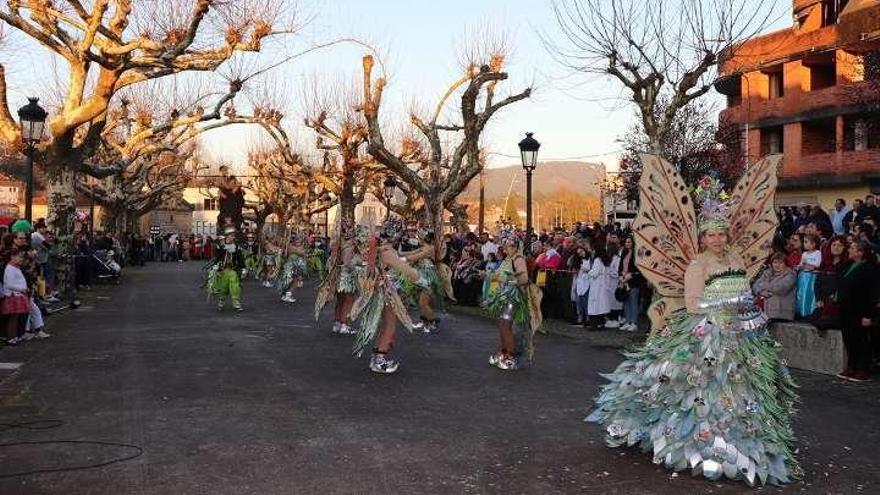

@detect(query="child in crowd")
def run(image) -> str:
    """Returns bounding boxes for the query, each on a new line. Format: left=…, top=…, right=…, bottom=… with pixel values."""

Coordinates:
left=795, top=234, right=822, bottom=318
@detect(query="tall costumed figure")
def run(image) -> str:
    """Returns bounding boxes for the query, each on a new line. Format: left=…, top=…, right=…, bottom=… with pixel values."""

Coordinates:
left=586, top=155, right=799, bottom=486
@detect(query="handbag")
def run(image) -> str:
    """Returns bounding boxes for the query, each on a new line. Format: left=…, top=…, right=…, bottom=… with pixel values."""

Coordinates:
left=614, top=284, right=629, bottom=302
left=1, top=293, right=31, bottom=315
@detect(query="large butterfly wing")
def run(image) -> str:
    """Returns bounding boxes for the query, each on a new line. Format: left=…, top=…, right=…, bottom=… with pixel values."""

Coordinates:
left=632, top=154, right=699, bottom=298
left=727, top=155, right=781, bottom=280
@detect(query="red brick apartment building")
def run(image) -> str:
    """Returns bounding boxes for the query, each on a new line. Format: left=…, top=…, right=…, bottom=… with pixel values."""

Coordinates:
left=718, top=0, right=880, bottom=208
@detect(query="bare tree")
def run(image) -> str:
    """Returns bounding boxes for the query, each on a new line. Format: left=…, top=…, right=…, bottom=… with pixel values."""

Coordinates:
left=545, top=0, right=778, bottom=154
left=360, top=41, right=531, bottom=236
left=0, top=0, right=294, bottom=277
left=617, top=98, right=745, bottom=202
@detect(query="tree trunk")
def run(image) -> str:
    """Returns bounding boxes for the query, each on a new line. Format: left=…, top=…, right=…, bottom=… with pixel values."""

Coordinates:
left=448, top=202, right=469, bottom=233
left=339, top=172, right=357, bottom=230
left=47, top=167, right=77, bottom=297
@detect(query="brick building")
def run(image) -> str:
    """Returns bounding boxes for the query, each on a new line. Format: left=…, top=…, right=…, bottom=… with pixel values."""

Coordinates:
left=718, top=0, right=880, bottom=208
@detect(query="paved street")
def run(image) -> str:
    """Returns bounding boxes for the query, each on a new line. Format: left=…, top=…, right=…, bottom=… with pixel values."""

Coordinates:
left=1, top=262, right=879, bottom=495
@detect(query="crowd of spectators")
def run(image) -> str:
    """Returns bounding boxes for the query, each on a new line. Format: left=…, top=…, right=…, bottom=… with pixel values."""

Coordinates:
left=442, top=221, right=645, bottom=332
left=760, top=194, right=880, bottom=382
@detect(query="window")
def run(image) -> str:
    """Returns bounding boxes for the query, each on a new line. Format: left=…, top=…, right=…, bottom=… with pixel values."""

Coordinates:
left=768, top=71, right=784, bottom=98
left=822, top=0, right=850, bottom=27
left=802, top=119, right=836, bottom=155
left=362, top=206, right=376, bottom=219
left=808, top=59, right=836, bottom=90
left=761, top=127, right=784, bottom=155
left=203, top=198, right=218, bottom=211
left=844, top=115, right=880, bottom=151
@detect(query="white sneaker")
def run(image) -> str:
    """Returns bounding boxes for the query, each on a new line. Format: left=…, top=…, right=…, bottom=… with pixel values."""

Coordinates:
left=281, top=292, right=296, bottom=303
left=604, top=319, right=620, bottom=329
left=35, top=330, right=51, bottom=339
left=262, top=281, right=273, bottom=288
left=21, top=332, right=35, bottom=342
left=44, top=295, right=61, bottom=303
left=338, top=323, right=356, bottom=335
left=331, top=322, right=342, bottom=334
left=369, top=353, right=399, bottom=374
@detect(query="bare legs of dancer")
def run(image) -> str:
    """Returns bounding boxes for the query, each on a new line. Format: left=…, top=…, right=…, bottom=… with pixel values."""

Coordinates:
left=417, top=291, right=437, bottom=333
left=370, top=305, right=400, bottom=374
left=490, top=302, right=519, bottom=370
left=333, top=292, right=355, bottom=334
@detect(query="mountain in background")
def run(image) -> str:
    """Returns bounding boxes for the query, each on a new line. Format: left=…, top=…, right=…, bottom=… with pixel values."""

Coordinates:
left=459, top=161, right=606, bottom=229
left=460, top=161, right=605, bottom=199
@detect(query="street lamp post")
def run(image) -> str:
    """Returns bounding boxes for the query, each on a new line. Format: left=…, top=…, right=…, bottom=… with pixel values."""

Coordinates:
left=17, top=97, right=48, bottom=223
left=518, top=132, right=540, bottom=253
left=383, top=176, right=397, bottom=221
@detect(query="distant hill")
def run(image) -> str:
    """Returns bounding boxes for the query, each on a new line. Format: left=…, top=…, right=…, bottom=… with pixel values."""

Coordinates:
left=461, top=161, right=604, bottom=200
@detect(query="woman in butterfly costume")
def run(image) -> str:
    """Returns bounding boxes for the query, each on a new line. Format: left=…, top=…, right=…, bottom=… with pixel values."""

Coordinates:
left=587, top=155, right=799, bottom=487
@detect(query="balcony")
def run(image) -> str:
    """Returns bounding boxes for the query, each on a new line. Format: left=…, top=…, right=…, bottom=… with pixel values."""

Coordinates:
left=795, top=148, right=880, bottom=179
left=721, top=82, right=878, bottom=128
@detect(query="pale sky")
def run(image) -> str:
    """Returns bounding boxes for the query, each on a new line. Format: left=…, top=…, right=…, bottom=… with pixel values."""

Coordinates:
left=2, top=0, right=790, bottom=171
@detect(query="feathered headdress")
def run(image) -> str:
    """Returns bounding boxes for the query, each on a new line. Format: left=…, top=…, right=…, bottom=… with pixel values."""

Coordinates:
left=691, top=175, right=731, bottom=233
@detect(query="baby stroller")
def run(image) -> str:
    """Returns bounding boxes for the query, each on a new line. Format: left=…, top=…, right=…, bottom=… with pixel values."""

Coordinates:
left=93, top=250, right=122, bottom=284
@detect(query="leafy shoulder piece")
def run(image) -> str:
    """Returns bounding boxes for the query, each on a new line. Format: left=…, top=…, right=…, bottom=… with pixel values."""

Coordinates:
left=727, top=155, right=781, bottom=280
left=632, top=154, right=699, bottom=331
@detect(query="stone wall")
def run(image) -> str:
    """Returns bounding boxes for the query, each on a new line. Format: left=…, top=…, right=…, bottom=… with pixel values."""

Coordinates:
left=770, top=322, right=845, bottom=375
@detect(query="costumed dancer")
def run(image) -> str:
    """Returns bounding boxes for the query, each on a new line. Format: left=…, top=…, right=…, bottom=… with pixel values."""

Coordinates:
left=483, top=231, right=543, bottom=371
left=586, top=156, right=799, bottom=486
left=349, top=218, right=429, bottom=374
left=212, top=226, right=246, bottom=312
left=275, top=234, right=307, bottom=304
left=314, top=220, right=364, bottom=336
left=405, top=228, right=453, bottom=333
left=260, top=234, right=281, bottom=288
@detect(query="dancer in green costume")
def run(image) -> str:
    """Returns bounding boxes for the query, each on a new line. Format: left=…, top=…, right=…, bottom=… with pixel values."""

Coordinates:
left=587, top=155, right=798, bottom=486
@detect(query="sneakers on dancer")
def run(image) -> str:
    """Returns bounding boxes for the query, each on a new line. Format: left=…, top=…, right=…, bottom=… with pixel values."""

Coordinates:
left=281, top=292, right=297, bottom=303
left=604, top=319, right=620, bottom=329
left=338, top=323, right=356, bottom=335
left=488, top=352, right=503, bottom=367
left=411, top=321, right=425, bottom=332
left=331, top=321, right=342, bottom=334
left=234, top=305, right=244, bottom=312
left=369, top=352, right=400, bottom=374
left=495, top=355, right=520, bottom=371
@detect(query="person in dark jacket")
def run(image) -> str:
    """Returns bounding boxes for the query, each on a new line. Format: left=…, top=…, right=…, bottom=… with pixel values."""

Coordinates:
left=217, top=176, right=245, bottom=233
left=836, top=240, right=880, bottom=382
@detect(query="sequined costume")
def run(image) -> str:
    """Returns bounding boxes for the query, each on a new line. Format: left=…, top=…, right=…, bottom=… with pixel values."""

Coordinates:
left=314, top=233, right=366, bottom=322
left=349, top=244, right=420, bottom=356
left=587, top=254, right=798, bottom=485
left=483, top=255, right=543, bottom=360
left=586, top=155, right=798, bottom=487
left=276, top=253, right=306, bottom=295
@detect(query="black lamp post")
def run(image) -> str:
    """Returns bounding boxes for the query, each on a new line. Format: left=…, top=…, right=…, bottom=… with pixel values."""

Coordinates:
left=17, top=97, right=48, bottom=223
left=383, top=175, right=397, bottom=221
left=518, top=132, right=540, bottom=252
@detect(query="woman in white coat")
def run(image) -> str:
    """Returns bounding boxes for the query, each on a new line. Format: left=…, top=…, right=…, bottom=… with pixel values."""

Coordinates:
left=587, top=244, right=615, bottom=329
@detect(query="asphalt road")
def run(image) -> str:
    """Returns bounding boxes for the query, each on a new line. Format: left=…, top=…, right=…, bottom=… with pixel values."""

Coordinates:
left=0, top=262, right=878, bottom=495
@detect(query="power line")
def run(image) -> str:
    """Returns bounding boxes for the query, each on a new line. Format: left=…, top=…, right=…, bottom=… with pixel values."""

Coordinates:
left=487, top=149, right=622, bottom=161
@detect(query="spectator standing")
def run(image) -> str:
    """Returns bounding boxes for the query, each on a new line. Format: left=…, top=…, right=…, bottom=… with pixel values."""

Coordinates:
left=479, top=232, right=498, bottom=260
left=831, top=199, right=851, bottom=235
left=218, top=176, right=245, bottom=232
left=569, top=247, right=591, bottom=326
left=752, top=253, right=796, bottom=322
left=586, top=244, right=614, bottom=329
left=859, top=194, right=880, bottom=226
left=795, top=234, right=822, bottom=319
left=784, top=233, right=803, bottom=269
left=837, top=240, right=879, bottom=382
left=618, top=237, right=644, bottom=331
left=813, top=236, right=849, bottom=328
